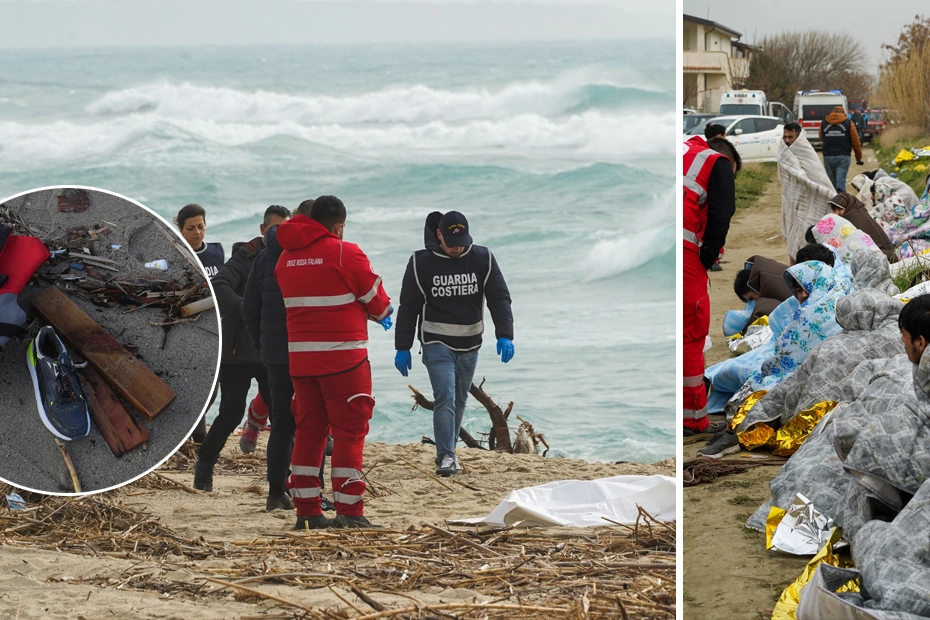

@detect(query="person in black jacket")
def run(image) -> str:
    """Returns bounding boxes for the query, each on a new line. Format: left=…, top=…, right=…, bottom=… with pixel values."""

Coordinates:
left=394, top=211, right=514, bottom=476
left=193, top=205, right=290, bottom=494
left=241, top=202, right=334, bottom=513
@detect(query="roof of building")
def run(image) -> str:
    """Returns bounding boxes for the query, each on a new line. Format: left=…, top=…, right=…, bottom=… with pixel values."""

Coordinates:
left=683, top=14, right=742, bottom=39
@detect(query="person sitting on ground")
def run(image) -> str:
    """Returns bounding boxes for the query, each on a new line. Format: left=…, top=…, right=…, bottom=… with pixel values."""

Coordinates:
left=810, top=213, right=887, bottom=267
left=828, top=192, right=896, bottom=262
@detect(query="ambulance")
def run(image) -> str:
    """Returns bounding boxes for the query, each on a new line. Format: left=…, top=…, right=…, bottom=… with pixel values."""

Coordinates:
left=793, top=90, right=848, bottom=147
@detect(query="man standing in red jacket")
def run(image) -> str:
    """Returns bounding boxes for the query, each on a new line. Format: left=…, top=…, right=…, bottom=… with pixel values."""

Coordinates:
left=274, top=196, right=393, bottom=530
left=683, top=136, right=738, bottom=438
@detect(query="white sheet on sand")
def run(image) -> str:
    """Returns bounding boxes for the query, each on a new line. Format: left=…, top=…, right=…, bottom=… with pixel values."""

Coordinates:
left=778, top=131, right=835, bottom=259
left=450, top=475, right=676, bottom=528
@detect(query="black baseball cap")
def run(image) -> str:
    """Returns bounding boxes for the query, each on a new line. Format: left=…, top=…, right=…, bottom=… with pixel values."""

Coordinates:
left=438, top=211, right=472, bottom=247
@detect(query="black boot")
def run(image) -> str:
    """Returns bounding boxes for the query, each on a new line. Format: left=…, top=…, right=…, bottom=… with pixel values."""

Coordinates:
left=193, top=460, right=213, bottom=492
left=266, top=485, right=294, bottom=511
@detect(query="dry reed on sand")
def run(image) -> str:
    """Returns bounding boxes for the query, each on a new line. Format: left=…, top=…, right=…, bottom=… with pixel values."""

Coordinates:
left=0, top=485, right=675, bottom=619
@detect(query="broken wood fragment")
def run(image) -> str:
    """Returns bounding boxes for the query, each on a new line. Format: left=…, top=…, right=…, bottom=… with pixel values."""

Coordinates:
left=469, top=382, right=512, bottom=453
left=407, top=385, right=484, bottom=449
left=78, top=366, right=151, bottom=457
left=32, top=286, right=176, bottom=421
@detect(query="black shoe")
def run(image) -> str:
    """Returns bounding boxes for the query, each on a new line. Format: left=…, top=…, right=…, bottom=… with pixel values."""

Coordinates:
left=293, top=514, right=333, bottom=530
left=696, top=430, right=741, bottom=459
left=332, top=514, right=383, bottom=529
left=193, top=460, right=213, bottom=492
left=320, top=496, right=335, bottom=512
left=26, top=326, right=91, bottom=440
left=683, top=420, right=728, bottom=439
left=266, top=491, right=294, bottom=511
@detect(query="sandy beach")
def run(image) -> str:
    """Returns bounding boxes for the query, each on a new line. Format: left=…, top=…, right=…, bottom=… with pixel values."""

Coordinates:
left=0, top=436, right=675, bottom=619
left=0, top=188, right=219, bottom=494
left=683, top=152, right=876, bottom=618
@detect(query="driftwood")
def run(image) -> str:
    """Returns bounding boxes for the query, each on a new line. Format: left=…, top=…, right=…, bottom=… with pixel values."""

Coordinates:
left=409, top=379, right=544, bottom=455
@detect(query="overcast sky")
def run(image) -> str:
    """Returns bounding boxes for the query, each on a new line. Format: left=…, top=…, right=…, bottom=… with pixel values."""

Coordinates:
left=0, top=0, right=673, bottom=48
left=684, top=1, right=925, bottom=69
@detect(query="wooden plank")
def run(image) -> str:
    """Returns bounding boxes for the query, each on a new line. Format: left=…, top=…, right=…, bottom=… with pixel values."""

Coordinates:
left=31, top=287, right=176, bottom=421
left=78, top=366, right=151, bottom=457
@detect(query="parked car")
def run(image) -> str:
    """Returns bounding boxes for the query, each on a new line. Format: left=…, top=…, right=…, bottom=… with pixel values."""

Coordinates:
left=683, top=113, right=719, bottom=134
left=683, top=107, right=700, bottom=115
left=684, top=115, right=785, bottom=163
left=863, top=110, right=887, bottom=141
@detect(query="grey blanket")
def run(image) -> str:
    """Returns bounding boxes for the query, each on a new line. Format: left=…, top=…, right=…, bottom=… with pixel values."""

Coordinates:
left=853, top=476, right=930, bottom=617
left=747, top=355, right=913, bottom=531
left=738, top=289, right=903, bottom=430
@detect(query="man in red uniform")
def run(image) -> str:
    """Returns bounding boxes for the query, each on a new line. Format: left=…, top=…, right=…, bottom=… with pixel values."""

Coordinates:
left=683, top=136, right=739, bottom=435
left=275, top=196, right=393, bottom=529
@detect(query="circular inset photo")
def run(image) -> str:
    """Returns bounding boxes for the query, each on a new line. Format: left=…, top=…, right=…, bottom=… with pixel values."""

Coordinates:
left=0, top=186, right=220, bottom=494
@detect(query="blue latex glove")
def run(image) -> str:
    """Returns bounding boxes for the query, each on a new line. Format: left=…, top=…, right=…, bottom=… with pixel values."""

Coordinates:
left=378, top=305, right=394, bottom=331
left=496, top=338, right=514, bottom=363
left=395, top=350, right=412, bottom=376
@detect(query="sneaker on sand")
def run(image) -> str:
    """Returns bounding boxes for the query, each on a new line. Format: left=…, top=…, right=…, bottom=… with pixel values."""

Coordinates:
left=697, top=430, right=741, bottom=459
left=193, top=460, right=214, bottom=492
left=239, top=421, right=261, bottom=453
left=332, top=514, right=383, bottom=529
left=293, top=514, right=333, bottom=530
left=26, top=326, right=91, bottom=441
left=435, top=454, right=461, bottom=477
left=683, top=420, right=728, bottom=440
left=266, top=491, right=295, bottom=512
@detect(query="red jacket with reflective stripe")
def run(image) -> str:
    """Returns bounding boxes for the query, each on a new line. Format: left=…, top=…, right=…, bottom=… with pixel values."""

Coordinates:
left=274, top=215, right=391, bottom=377
left=683, top=136, right=723, bottom=249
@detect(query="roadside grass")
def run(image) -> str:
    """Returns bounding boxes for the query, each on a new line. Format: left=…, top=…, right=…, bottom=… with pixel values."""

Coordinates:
left=874, top=129, right=930, bottom=195
left=736, top=162, right=778, bottom=210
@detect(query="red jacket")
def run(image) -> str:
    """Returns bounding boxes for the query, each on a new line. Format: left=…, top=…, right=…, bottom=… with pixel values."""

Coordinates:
left=274, top=215, right=391, bottom=377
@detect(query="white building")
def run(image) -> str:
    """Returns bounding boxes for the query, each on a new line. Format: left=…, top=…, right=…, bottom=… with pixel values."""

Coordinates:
left=683, top=14, right=753, bottom=113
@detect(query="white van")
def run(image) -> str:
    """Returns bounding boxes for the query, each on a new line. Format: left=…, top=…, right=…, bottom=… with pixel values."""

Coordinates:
left=793, top=90, right=848, bottom=147
left=718, top=90, right=794, bottom=122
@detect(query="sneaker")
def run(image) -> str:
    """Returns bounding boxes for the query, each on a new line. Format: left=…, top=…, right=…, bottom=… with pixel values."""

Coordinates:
left=697, top=430, right=741, bottom=459
left=332, top=514, right=383, bottom=529
left=436, top=454, right=458, bottom=477
left=683, top=420, right=728, bottom=440
left=239, top=421, right=260, bottom=454
left=26, top=326, right=91, bottom=440
left=266, top=491, right=294, bottom=511
left=193, top=459, right=213, bottom=492
left=320, top=496, right=336, bottom=512
left=710, top=263, right=723, bottom=272
left=293, top=514, right=333, bottom=530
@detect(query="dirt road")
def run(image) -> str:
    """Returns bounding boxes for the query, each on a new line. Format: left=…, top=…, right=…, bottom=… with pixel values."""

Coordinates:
left=683, top=151, right=876, bottom=619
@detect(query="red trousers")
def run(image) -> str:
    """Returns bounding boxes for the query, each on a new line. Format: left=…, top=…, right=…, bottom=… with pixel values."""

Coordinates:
left=683, top=247, right=710, bottom=431
left=289, top=361, right=374, bottom=517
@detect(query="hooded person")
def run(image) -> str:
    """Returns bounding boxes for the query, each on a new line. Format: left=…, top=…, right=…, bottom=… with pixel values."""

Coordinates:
left=827, top=192, right=896, bottom=263
left=735, top=289, right=904, bottom=433
left=811, top=213, right=887, bottom=267
left=820, top=105, right=864, bottom=193
left=746, top=261, right=853, bottom=392
left=777, top=123, right=835, bottom=261
left=833, top=294, right=930, bottom=537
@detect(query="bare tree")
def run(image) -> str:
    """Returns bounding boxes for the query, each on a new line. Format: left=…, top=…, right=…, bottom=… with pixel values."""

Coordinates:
left=749, top=30, right=871, bottom=104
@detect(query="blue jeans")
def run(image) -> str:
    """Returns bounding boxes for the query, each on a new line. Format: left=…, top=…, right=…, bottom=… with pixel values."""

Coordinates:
left=422, top=343, right=479, bottom=461
left=823, top=155, right=850, bottom=192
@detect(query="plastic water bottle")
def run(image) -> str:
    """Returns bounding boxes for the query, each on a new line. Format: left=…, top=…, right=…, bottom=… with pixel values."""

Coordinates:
left=145, top=259, right=169, bottom=271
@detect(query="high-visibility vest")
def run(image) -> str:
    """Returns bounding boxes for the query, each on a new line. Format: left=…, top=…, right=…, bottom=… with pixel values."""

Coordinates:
left=682, top=136, right=724, bottom=250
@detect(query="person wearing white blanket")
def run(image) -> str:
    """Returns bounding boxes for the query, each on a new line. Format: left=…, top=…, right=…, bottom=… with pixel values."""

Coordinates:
left=778, top=122, right=836, bottom=262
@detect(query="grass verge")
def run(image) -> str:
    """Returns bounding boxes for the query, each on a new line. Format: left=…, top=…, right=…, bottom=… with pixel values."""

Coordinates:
left=736, top=162, right=778, bottom=210
left=874, top=131, right=930, bottom=196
